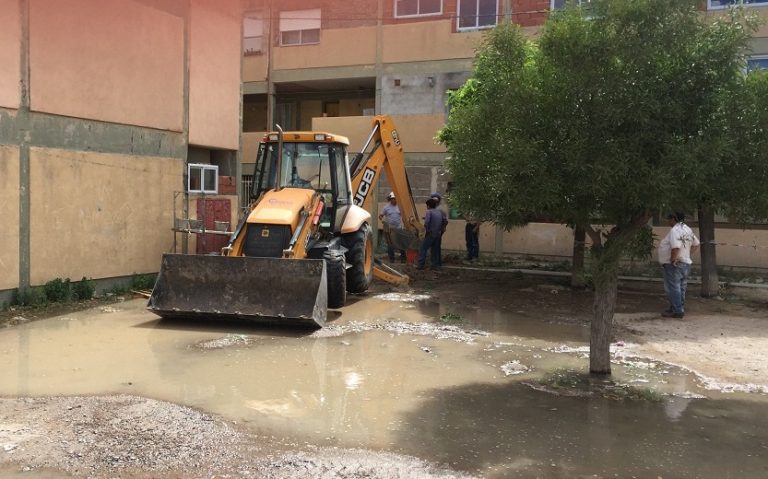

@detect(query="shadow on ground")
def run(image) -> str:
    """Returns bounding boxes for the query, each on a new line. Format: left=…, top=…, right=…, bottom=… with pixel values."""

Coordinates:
left=394, top=380, right=768, bottom=479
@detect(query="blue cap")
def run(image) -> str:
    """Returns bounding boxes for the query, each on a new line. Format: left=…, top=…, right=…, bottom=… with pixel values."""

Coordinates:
left=430, top=192, right=442, bottom=200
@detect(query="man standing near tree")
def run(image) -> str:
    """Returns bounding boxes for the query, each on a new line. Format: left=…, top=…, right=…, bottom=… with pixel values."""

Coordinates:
left=658, top=212, right=700, bottom=318
left=464, top=216, right=480, bottom=262
left=430, top=192, right=448, bottom=268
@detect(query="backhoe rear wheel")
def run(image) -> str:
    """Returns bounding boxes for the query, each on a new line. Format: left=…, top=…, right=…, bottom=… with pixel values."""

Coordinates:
left=343, top=223, right=374, bottom=294
left=324, top=250, right=347, bottom=309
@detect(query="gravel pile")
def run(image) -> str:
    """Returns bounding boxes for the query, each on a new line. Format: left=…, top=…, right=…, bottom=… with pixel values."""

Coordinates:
left=0, top=395, right=473, bottom=479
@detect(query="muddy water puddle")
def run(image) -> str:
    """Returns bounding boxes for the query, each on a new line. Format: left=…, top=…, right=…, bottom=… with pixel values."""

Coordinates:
left=1, top=294, right=767, bottom=477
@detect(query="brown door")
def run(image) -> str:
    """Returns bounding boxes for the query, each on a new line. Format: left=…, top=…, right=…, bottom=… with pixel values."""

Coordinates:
left=196, top=198, right=231, bottom=254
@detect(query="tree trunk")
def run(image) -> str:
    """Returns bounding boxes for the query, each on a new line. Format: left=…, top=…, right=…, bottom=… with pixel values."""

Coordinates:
left=698, top=206, right=719, bottom=297
left=590, top=258, right=619, bottom=375
left=571, top=226, right=586, bottom=288
left=584, top=214, right=651, bottom=376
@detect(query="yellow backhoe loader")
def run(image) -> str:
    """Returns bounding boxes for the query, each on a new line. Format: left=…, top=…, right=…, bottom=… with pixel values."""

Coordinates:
left=148, top=116, right=422, bottom=327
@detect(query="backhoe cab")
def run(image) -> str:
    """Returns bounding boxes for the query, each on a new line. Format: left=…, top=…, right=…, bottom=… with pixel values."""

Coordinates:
left=148, top=116, right=419, bottom=327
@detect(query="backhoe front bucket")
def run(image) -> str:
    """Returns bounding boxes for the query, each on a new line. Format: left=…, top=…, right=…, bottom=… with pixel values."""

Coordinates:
left=147, top=254, right=328, bottom=327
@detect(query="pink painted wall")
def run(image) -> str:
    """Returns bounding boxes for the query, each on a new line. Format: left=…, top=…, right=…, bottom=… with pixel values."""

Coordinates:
left=188, top=0, right=241, bottom=150
left=29, top=0, right=184, bottom=131
left=0, top=0, right=20, bottom=109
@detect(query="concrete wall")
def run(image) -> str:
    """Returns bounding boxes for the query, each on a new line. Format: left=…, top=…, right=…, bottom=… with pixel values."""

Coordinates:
left=432, top=221, right=768, bottom=270
left=0, top=0, right=20, bottom=109
left=312, top=114, right=446, bottom=153
left=28, top=148, right=180, bottom=284
left=299, top=100, right=324, bottom=131
left=272, top=25, right=378, bottom=71
left=382, top=20, right=481, bottom=64
left=30, top=0, right=184, bottom=131
left=0, top=145, right=20, bottom=290
left=243, top=55, right=268, bottom=84
left=339, top=98, right=375, bottom=116
left=381, top=71, right=470, bottom=115
left=243, top=100, right=269, bottom=131
left=241, top=131, right=264, bottom=170
left=189, top=0, right=241, bottom=149
left=0, top=0, right=244, bottom=298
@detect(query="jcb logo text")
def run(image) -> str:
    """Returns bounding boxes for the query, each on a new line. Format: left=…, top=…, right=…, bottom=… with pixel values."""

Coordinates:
left=354, top=168, right=376, bottom=206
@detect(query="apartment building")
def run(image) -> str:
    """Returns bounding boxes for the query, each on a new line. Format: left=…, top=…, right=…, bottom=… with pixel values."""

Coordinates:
left=241, top=0, right=535, bottom=202
left=0, top=0, right=243, bottom=302
left=2, top=1, right=765, bottom=304
left=239, top=0, right=768, bottom=269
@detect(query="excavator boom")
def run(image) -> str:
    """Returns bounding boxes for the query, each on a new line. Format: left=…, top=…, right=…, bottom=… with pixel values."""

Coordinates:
left=351, top=116, right=424, bottom=265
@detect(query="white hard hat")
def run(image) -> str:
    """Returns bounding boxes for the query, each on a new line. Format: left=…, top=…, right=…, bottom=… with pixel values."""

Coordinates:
left=387, top=192, right=395, bottom=199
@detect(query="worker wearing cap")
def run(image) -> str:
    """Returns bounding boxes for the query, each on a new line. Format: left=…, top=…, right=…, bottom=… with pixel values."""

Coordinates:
left=379, top=192, right=406, bottom=262
left=430, top=192, right=448, bottom=269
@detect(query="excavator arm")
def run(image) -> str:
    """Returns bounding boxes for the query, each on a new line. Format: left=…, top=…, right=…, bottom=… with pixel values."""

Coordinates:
left=350, top=115, right=423, bottom=241
left=349, top=116, right=423, bottom=285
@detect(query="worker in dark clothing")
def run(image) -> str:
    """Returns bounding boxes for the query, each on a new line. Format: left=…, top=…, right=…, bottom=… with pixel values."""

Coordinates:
left=417, top=198, right=442, bottom=270
left=465, top=217, right=480, bottom=261
left=430, top=192, right=448, bottom=268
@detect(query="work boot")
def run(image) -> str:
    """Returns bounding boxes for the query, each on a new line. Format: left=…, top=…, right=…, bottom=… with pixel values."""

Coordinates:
left=661, top=311, right=684, bottom=319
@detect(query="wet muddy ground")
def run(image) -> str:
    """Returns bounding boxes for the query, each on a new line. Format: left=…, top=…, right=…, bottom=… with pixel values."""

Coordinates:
left=1, top=270, right=767, bottom=478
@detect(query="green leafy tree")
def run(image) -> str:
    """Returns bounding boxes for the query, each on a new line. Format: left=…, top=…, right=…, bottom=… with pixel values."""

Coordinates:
left=696, top=69, right=768, bottom=296
left=439, top=0, right=760, bottom=374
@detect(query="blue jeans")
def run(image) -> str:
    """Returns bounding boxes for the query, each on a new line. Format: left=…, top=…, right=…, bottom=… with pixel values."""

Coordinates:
left=662, top=263, right=691, bottom=314
left=417, top=234, right=441, bottom=269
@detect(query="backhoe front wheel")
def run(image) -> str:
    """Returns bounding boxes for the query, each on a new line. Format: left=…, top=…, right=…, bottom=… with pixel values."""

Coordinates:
left=324, top=250, right=347, bottom=309
left=343, top=223, right=374, bottom=294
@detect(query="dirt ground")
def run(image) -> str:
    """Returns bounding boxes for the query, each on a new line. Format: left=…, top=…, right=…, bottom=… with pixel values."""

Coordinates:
left=427, top=267, right=768, bottom=389
left=614, top=287, right=768, bottom=392
left=1, top=267, right=767, bottom=478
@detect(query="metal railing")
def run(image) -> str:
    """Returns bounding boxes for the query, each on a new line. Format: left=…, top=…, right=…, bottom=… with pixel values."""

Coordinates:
left=240, top=175, right=253, bottom=211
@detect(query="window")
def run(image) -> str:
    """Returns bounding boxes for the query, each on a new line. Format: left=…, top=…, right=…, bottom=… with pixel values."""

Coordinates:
left=395, top=0, right=442, bottom=18
left=748, top=55, right=768, bottom=72
left=243, top=13, right=264, bottom=55
left=458, top=0, right=497, bottom=30
left=188, top=164, right=218, bottom=194
left=709, top=0, right=768, bottom=9
left=551, top=0, right=589, bottom=9
left=280, top=9, right=320, bottom=46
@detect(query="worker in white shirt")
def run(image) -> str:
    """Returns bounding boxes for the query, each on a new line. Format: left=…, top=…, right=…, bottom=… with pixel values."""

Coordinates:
left=657, top=211, right=700, bottom=318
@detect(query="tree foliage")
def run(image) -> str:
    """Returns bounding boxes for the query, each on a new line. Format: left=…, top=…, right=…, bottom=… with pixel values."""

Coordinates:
left=715, top=70, right=768, bottom=223
left=439, top=0, right=764, bottom=374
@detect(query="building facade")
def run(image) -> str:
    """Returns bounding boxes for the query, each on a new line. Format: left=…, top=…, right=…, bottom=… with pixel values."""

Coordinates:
left=239, top=0, right=768, bottom=270
left=0, top=0, right=243, bottom=302
left=2, top=0, right=766, bottom=304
